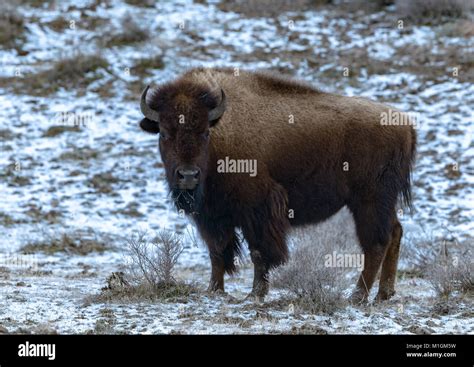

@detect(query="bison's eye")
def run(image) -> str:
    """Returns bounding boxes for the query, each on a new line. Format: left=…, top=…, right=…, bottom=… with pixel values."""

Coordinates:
left=202, top=130, right=210, bottom=140
left=160, top=132, right=168, bottom=141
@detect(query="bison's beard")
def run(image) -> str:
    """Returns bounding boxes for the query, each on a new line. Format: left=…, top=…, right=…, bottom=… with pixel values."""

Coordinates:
left=171, top=187, right=203, bottom=215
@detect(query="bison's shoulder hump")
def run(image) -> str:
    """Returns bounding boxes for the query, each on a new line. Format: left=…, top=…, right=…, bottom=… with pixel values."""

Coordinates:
left=184, top=67, right=321, bottom=97
left=251, top=70, right=321, bottom=95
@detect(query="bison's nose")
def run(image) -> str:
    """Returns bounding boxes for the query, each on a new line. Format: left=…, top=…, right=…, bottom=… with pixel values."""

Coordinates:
left=176, top=166, right=200, bottom=189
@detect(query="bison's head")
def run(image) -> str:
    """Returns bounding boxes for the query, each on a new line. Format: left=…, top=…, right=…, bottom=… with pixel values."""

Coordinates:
left=139, top=81, right=226, bottom=214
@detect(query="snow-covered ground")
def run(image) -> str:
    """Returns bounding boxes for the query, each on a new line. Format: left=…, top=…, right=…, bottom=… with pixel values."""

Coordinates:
left=0, top=0, right=472, bottom=334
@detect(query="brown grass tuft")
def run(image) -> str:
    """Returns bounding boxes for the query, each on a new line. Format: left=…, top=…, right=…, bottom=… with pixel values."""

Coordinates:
left=396, top=0, right=474, bottom=24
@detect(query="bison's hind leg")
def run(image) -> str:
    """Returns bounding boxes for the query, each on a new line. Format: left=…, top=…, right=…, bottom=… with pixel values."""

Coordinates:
left=376, top=217, right=402, bottom=301
left=348, top=199, right=395, bottom=304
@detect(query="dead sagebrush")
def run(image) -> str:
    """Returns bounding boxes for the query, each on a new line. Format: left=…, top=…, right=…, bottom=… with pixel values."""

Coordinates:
left=399, top=223, right=469, bottom=274
left=424, top=243, right=473, bottom=299
left=272, top=209, right=358, bottom=314
left=127, top=230, right=184, bottom=287
left=86, top=232, right=198, bottom=304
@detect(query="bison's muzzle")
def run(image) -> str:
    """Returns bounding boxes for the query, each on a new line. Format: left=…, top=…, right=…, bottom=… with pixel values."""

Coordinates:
left=176, top=165, right=201, bottom=190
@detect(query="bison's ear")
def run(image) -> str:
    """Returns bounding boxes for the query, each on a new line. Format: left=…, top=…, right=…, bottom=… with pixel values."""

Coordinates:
left=139, top=118, right=160, bottom=134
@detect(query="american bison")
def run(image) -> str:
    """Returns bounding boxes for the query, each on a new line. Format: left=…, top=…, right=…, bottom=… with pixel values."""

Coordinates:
left=138, top=67, right=416, bottom=303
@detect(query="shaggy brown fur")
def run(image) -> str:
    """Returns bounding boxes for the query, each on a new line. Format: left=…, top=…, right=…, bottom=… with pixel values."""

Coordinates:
left=139, top=67, right=416, bottom=302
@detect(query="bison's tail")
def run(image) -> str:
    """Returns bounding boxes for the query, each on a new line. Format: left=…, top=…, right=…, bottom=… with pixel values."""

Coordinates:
left=400, top=127, right=417, bottom=211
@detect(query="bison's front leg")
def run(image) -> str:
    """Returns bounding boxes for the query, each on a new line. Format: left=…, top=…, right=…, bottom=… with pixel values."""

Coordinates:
left=248, top=250, right=270, bottom=301
left=242, top=184, right=290, bottom=302
left=196, top=218, right=241, bottom=294
left=208, top=254, right=225, bottom=292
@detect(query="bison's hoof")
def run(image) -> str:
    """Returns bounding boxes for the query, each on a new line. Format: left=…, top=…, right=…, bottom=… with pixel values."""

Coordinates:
left=244, top=292, right=265, bottom=304
left=349, top=291, right=369, bottom=305
left=206, top=288, right=225, bottom=295
left=245, top=284, right=268, bottom=303
left=206, top=285, right=225, bottom=295
left=375, top=289, right=396, bottom=302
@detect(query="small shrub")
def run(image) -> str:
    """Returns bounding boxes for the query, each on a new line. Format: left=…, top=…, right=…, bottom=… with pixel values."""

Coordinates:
left=424, top=247, right=473, bottom=299
left=272, top=244, right=351, bottom=314
left=127, top=230, right=184, bottom=287
left=272, top=209, right=358, bottom=314
left=89, top=231, right=198, bottom=303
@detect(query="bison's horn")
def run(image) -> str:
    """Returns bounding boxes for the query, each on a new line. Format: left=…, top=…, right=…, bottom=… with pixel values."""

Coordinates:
left=140, top=85, right=160, bottom=122
left=208, top=89, right=226, bottom=122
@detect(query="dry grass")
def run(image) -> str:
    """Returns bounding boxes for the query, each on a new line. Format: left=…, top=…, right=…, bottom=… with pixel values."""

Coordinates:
left=424, top=243, right=473, bottom=299
left=217, top=0, right=394, bottom=17
left=42, top=125, right=80, bottom=137
left=439, top=19, right=474, bottom=37
left=57, top=146, right=100, bottom=162
left=342, top=0, right=395, bottom=12
left=272, top=209, right=359, bottom=314
left=0, top=52, right=110, bottom=96
left=132, top=55, right=165, bottom=77
left=18, top=0, right=56, bottom=7
left=101, top=14, right=149, bottom=47
left=0, top=212, right=17, bottom=226
left=44, top=16, right=68, bottom=32
left=91, top=278, right=199, bottom=303
left=396, top=0, right=474, bottom=23
left=21, top=229, right=111, bottom=255
left=124, top=0, right=155, bottom=7
left=0, top=4, right=25, bottom=48
left=89, top=172, right=120, bottom=194
left=217, top=0, right=331, bottom=17
left=0, top=160, right=33, bottom=187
